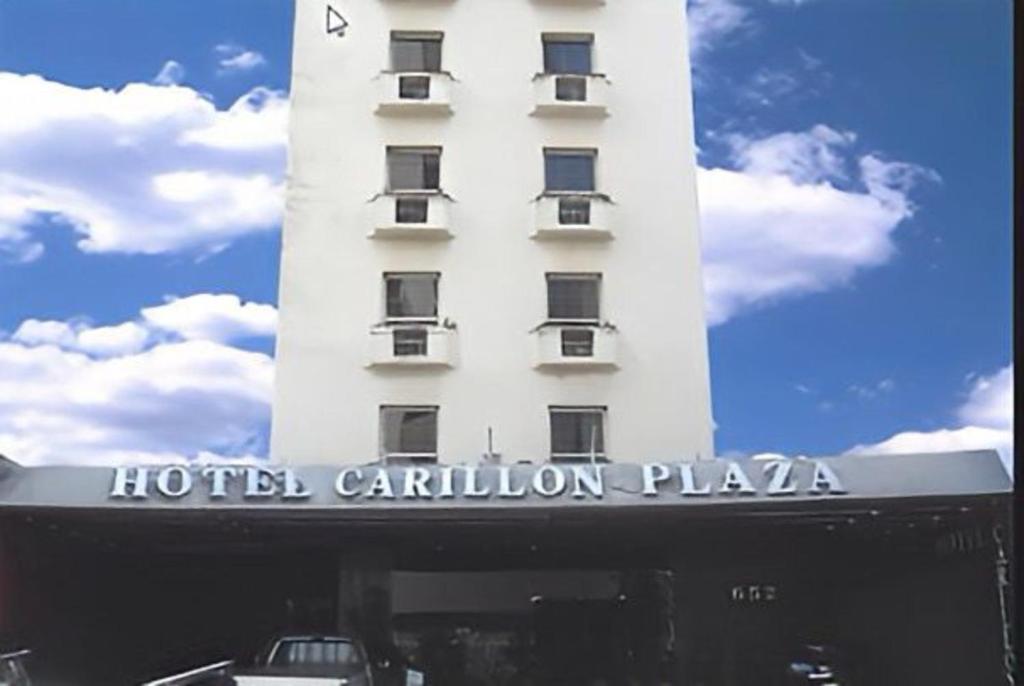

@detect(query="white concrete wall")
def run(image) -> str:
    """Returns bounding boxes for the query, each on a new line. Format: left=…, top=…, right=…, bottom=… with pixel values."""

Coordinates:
left=271, top=0, right=714, bottom=464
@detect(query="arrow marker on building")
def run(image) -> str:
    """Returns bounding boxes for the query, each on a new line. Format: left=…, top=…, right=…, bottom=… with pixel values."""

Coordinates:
left=326, top=5, right=348, bottom=37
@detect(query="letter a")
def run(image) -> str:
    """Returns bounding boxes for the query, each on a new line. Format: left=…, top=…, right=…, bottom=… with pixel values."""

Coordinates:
left=719, top=462, right=756, bottom=495
left=809, top=461, right=847, bottom=495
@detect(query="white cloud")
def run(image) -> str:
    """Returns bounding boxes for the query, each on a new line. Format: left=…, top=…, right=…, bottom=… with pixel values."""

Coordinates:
left=76, top=323, right=152, bottom=357
left=687, top=0, right=820, bottom=66
left=215, top=43, right=268, bottom=73
left=153, top=60, right=185, bottom=86
left=958, top=366, right=1012, bottom=428
left=0, top=295, right=276, bottom=466
left=13, top=319, right=150, bottom=357
left=737, top=68, right=802, bottom=106
left=847, top=378, right=896, bottom=400
left=0, top=189, right=48, bottom=263
left=687, top=0, right=750, bottom=61
left=726, top=125, right=856, bottom=182
left=141, top=293, right=278, bottom=343
left=699, top=125, right=939, bottom=326
left=849, top=365, right=1014, bottom=476
left=0, top=71, right=287, bottom=260
left=180, top=87, right=289, bottom=150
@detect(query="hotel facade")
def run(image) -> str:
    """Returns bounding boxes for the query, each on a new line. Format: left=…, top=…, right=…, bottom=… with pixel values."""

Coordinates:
left=271, top=0, right=714, bottom=466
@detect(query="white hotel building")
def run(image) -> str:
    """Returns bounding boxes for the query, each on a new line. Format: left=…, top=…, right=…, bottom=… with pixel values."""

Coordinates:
left=270, top=0, right=714, bottom=465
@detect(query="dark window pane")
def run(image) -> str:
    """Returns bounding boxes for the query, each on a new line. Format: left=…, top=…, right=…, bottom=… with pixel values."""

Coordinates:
left=544, top=40, right=592, bottom=74
left=396, top=197, right=429, bottom=223
left=547, top=276, right=600, bottom=320
left=392, top=37, right=442, bottom=72
left=399, top=75, right=431, bottom=100
left=388, top=149, right=440, bottom=191
left=382, top=407, right=438, bottom=456
left=559, top=197, right=591, bottom=225
left=394, top=328, right=429, bottom=356
left=551, top=409, right=604, bottom=456
left=271, top=639, right=363, bottom=666
left=386, top=274, right=438, bottom=319
left=561, top=328, right=595, bottom=357
left=545, top=152, right=595, bottom=192
left=555, top=76, right=588, bottom=102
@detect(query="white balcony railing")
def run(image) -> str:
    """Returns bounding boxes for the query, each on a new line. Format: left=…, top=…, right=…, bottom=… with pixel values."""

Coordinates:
left=367, top=325, right=457, bottom=368
left=533, top=194, right=612, bottom=240
left=377, top=72, right=453, bottom=116
left=370, top=193, right=452, bottom=240
left=532, top=74, right=609, bottom=118
left=533, top=325, right=617, bottom=370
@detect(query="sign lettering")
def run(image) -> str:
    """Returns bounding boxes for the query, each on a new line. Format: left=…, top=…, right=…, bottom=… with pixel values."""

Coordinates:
left=108, top=460, right=847, bottom=504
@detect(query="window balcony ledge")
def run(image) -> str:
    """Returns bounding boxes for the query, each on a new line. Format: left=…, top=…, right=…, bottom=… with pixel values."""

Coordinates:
left=370, top=193, right=453, bottom=240
left=533, top=325, right=618, bottom=370
left=551, top=455, right=609, bottom=464
left=532, top=194, right=612, bottom=240
left=376, top=72, right=453, bottom=117
left=382, top=454, right=439, bottom=465
left=532, top=74, right=609, bottom=118
left=367, top=325, right=457, bottom=369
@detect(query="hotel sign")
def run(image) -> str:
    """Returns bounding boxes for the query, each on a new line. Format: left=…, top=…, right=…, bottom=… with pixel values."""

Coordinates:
left=108, top=459, right=847, bottom=504
left=0, top=451, right=1010, bottom=513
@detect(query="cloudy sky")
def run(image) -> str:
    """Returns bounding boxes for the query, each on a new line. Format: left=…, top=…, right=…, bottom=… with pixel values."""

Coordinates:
left=0, top=0, right=1012, bottom=473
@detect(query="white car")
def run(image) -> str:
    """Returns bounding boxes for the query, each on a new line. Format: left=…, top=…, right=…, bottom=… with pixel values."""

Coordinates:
left=236, top=635, right=375, bottom=686
left=0, top=650, right=32, bottom=686
left=143, top=636, right=426, bottom=686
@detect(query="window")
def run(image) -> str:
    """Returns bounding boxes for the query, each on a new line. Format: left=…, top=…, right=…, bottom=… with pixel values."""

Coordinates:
left=385, top=273, right=439, bottom=321
left=543, top=35, right=593, bottom=75
left=547, top=273, right=600, bottom=322
left=387, top=147, right=441, bottom=192
left=391, top=32, right=443, bottom=73
left=550, top=407, right=605, bottom=459
left=393, top=327, right=429, bottom=356
left=381, top=405, right=439, bottom=459
left=270, top=639, right=365, bottom=667
left=544, top=149, right=596, bottom=193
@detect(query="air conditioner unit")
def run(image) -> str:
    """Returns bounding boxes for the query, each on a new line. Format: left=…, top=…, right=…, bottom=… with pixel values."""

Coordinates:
left=558, top=197, right=592, bottom=225
left=395, top=196, right=430, bottom=224
left=561, top=328, right=595, bottom=357
left=393, top=327, right=429, bottom=356
left=555, top=75, right=588, bottom=102
left=399, top=74, right=431, bottom=100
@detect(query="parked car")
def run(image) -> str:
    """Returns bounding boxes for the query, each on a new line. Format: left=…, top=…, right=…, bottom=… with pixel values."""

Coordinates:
left=0, top=650, right=32, bottom=686
left=238, top=635, right=376, bottom=686
left=142, top=636, right=427, bottom=686
left=143, top=636, right=420, bottom=686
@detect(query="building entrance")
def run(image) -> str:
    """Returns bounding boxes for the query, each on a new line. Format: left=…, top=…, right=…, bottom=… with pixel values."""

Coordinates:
left=387, top=569, right=674, bottom=686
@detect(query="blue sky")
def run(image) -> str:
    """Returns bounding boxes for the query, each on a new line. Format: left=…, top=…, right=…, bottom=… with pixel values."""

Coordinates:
left=0, top=0, right=1012, bottom=470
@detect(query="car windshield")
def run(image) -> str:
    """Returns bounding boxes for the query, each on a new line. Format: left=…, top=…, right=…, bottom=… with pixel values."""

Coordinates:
left=270, top=639, right=364, bottom=667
